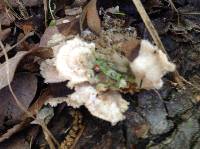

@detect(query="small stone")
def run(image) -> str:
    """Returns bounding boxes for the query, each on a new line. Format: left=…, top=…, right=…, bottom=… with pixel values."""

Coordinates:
left=165, top=89, right=193, bottom=117
left=136, top=91, right=173, bottom=135
left=149, top=117, right=200, bottom=149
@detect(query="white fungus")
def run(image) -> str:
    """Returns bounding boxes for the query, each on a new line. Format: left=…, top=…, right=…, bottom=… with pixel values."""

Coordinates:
left=55, top=37, right=95, bottom=87
left=40, top=37, right=95, bottom=87
left=40, top=58, right=67, bottom=83
left=130, top=40, right=176, bottom=89
left=65, top=84, right=129, bottom=125
left=46, top=83, right=129, bottom=125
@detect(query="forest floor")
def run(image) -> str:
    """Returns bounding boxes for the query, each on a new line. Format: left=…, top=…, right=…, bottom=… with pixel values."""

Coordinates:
left=0, top=0, right=200, bottom=149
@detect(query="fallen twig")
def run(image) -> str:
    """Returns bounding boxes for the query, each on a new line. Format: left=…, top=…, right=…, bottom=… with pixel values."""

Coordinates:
left=43, top=0, right=48, bottom=27
left=168, top=0, right=178, bottom=13
left=168, top=0, right=180, bottom=25
left=131, top=0, right=166, bottom=52
left=0, top=118, right=32, bottom=143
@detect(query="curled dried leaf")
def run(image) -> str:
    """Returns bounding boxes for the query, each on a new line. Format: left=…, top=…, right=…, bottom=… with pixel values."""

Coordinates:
left=80, top=0, right=101, bottom=34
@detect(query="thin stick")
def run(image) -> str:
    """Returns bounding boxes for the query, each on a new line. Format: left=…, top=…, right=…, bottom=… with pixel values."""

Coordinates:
left=43, top=0, right=48, bottom=27
left=42, top=125, right=56, bottom=149
left=9, top=32, right=34, bottom=51
left=168, top=0, right=178, bottom=13
left=181, top=12, right=200, bottom=15
left=0, top=32, right=34, bottom=57
left=48, top=0, right=55, bottom=20
left=168, top=0, right=180, bottom=25
left=40, top=121, right=60, bottom=147
left=131, top=0, right=166, bottom=53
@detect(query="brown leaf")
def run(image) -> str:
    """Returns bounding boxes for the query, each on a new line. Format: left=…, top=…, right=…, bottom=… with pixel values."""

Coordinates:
left=120, top=38, right=141, bottom=61
left=0, top=89, right=51, bottom=143
left=16, top=33, right=35, bottom=51
left=28, top=89, right=52, bottom=115
left=0, top=51, right=28, bottom=90
left=80, top=0, right=101, bottom=34
left=0, top=73, right=37, bottom=130
left=32, top=47, right=53, bottom=59
left=57, top=18, right=80, bottom=37
left=15, top=20, right=35, bottom=34
left=39, top=26, right=62, bottom=47
left=0, top=28, right=11, bottom=41
left=39, top=19, right=79, bottom=47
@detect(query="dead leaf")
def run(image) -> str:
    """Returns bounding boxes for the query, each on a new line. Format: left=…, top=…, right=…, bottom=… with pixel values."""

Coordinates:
left=28, top=89, right=52, bottom=115
left=0, top=73, right=37, bottom=130
left=134, top=123, right=149, bottom=138
left=120, top=38, right=141, bottom=61
left=15, top=20, right=35, bottom=34
left=80, top=0, right=101, bottom=34
left=0, top=51, right=28, bottom=90
left=39, top=19, right=79, bottom=48
left=16, top=33, right=36, bottom=51
left=57, top=18, right=80, bottom=37
left=0, top=28, right=11, bottom=41
left=39, top=26, right=64, bottom=47
left=0, top=89, right=51, bottom=143
left=32, top=47, right=53, bottom=59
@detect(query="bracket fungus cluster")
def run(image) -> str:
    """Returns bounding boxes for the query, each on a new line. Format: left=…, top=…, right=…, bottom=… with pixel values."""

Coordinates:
left=40, top=35, right=175, bottom=125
